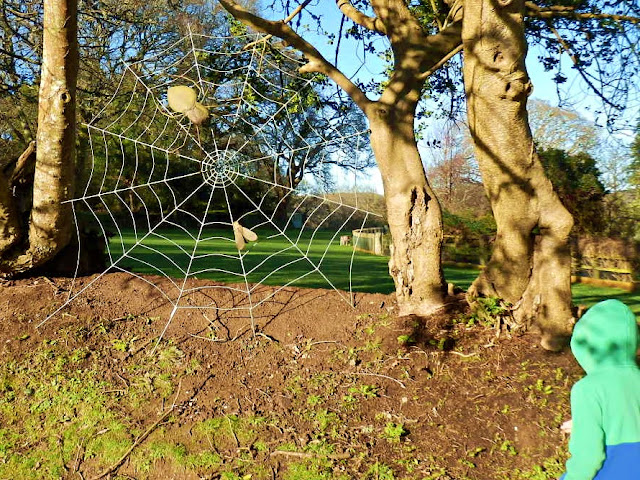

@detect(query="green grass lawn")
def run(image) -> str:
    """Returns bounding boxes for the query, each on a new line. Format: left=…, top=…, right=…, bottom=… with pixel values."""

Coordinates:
left=108, top=227, right=639, bottom=314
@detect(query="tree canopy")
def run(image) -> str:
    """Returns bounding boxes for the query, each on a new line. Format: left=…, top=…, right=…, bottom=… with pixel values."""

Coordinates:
left=538, top=148, right=606, bottom=234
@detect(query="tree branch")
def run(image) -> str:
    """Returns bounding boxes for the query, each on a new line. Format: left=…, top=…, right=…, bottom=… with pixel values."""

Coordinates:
left=0, top=45, right=38, bottom=64
left=418, top=20, right=463, bottom=78
left=336, top=0, right=386, bottom=34
left=218, top=0, right=372, bottom=112
left=419, top=43, right=462, bottom=80
left=10, top=140, right=36, bottom=185
left=548, top=25, right=620, bottom=110
left=243, top=0, right=312, bottom=50
left=525, top=1, right=640, bottom=24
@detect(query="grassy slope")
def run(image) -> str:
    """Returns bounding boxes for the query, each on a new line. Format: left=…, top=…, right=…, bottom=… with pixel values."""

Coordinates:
left=108, top=228, right=639, bottom=313
left=0, top=310, right=576, bottom=480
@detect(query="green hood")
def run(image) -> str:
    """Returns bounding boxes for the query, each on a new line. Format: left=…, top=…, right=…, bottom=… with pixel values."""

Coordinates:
left=570, top=299, right=638, bottom=373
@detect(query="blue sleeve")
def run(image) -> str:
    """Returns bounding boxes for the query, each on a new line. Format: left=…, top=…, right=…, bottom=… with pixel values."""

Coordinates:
left=562, top=381, right=606, bottom=480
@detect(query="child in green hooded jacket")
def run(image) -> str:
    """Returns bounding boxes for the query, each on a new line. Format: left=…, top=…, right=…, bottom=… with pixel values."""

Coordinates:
left=560, top=299, right=640, bottom=480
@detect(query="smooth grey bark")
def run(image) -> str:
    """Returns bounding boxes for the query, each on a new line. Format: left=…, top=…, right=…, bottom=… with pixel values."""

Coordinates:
left=462, top=0, right=575, bottom=349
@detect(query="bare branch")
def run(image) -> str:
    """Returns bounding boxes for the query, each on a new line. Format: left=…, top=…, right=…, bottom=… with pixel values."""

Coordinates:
left=526, top=1, right=640, bottom=24
left=243, top=0, right=312, bottom=50
left=10, top=140, right=36, bottom=185
left=336, top=0, right=386, bottom=34
left=218, top=0, right=372, bottom=112
left=0, top=45, right=38, bottom=64
left=430, top=0, right=444, bottom=30
left=419, top=43, right=462, bottom=80
left=418, top=20, right=463, bottom=78
left=548, top=25, right=620, bottom=110
left=281, top=0, right=312, bottom=24
left=443, top=0, right=463, bottom=29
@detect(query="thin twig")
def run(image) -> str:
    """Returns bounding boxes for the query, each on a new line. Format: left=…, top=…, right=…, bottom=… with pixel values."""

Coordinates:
left=449, top=351, right=478, bottom=358
left=547, top=25, right=619, bottom=110
left=42, top=276, right=61, bottom=292
left=309, top=340, right=340, bottom=347
left=419, top=44, right=463, bottom=80
left=350, top=372, right=406, bottom=389
left=256, top=332, right=279, bottom=343
left=243, top=0, right=312, bottom=50
left=188, top=329, right=244, bottom=343
left=188, top=333, right=231, bottom=342
left=227, top=415, right=240, bottom=448
left=89, top=406, right=175, bottom=480
left=526, top=1, right=639, bottom=24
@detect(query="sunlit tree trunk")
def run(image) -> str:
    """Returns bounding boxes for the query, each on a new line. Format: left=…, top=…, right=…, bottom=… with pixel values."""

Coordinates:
left=462, top=0, right=574, bottom=350
left=368, top=99, right=446, bottom=315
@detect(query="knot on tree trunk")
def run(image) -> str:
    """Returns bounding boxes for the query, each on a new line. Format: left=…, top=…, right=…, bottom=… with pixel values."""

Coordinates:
left=501, top=72, right=532, bottom=100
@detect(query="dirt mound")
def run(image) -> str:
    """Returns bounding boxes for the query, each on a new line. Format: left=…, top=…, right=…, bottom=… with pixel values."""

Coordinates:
left=0, top=273, right=579, bottom=479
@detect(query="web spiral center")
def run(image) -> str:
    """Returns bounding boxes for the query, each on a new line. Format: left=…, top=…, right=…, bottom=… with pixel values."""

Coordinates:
left=201, top=151, right=241, bottom=187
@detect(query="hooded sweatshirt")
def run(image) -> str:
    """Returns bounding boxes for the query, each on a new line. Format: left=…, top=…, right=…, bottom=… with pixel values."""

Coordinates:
left=560, top=299, right=640, bottom=480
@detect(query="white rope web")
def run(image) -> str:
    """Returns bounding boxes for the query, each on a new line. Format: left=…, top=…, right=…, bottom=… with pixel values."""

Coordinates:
left=42, top=28, right=382, bottom=340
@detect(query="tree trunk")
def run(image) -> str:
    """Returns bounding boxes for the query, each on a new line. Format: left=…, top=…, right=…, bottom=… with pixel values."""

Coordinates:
left=0, top=0, right=78, bottom=276
left=462, top=0, right=574, bottom=350
left=368, top=104, right=446, bottom=316
left=0, top=174, right=20, bottom=255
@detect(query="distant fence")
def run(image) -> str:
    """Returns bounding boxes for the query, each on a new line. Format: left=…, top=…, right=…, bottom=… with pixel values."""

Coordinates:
left=352, top=227, right=391, bottom=256
left=348, top=229, right=638, bottom=292
left=571, top=237, right=638, bottom=292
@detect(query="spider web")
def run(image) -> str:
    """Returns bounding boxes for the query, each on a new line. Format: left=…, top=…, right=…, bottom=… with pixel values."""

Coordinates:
left=42, top=28, right=383, bottom=339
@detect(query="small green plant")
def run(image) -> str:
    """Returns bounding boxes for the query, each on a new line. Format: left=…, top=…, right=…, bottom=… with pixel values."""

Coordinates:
left=429, top=337, right=448, bottom=350
left=467, top=446, right=486, bottom=457
left=342, top=393, right=357, bottom=407
left=365, top=462, right=396, bottom=479
left=534, top=379, right=554, bottom=395
left=307, top=409, right=339, bottom=434
left=499, top=439, right=518, bottom=456
left=397, top=334, right=415, bottom=346
left=348, top=384, right=379, bottom=399
left=382, top=422, right=407, bottom=442
left=185, top=450, right=223, bottom=469
left=158, top=345, right=185, bottom=368
left=364, top=339, right=382, bottom=351
left=525, top=379, right=554, bottom=408
left=70, top=347, right=90, bottom=363
left=111, top=336, right=137, bottom=352
left=469, top=296, right=511, bottom=327
left=459, top=458, right=476, bottom=469
left=512, top=455, right=566, bottom=479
